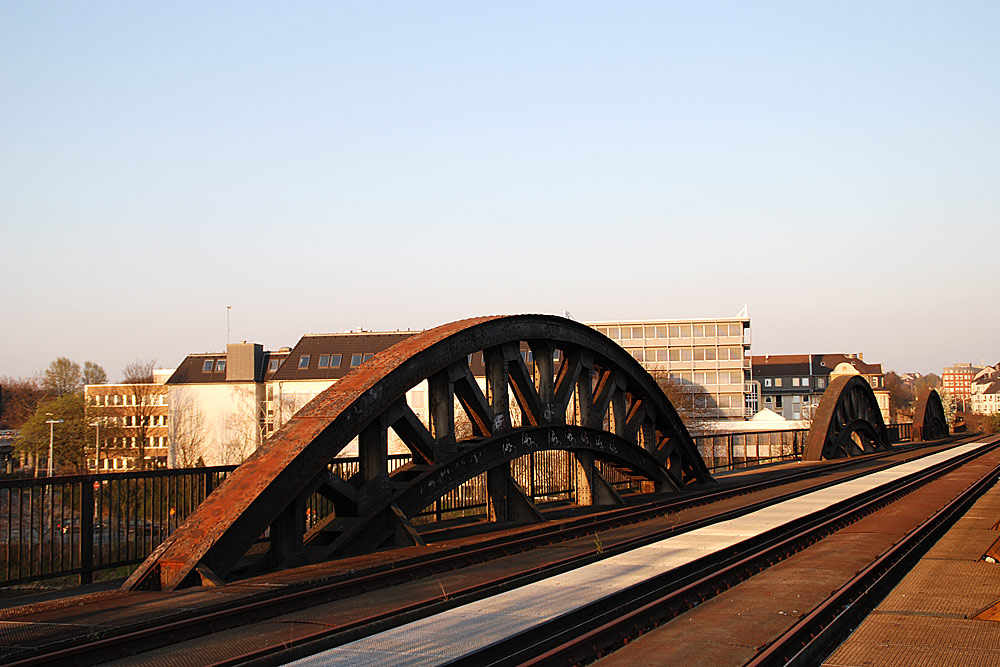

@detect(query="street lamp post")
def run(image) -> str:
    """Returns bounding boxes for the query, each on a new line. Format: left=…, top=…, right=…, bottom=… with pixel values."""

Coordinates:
left=44, top=414, right=64, bottom=477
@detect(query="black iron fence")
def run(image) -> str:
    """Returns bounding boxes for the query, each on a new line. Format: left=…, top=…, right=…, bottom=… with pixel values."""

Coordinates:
left=0, top=424, right=914, bottom=587
left=1, top=467, right=234, bottom=587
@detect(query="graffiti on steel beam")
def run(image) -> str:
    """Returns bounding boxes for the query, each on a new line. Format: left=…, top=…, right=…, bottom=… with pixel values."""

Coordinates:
left=803, top=375, right=892, bottom=461
left=124, top=314, right=712, bottom=591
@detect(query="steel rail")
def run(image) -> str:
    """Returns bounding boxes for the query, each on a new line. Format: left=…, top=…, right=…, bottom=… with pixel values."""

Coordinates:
left=450, top=437, right=1000, bottom=667
left=748, top=435, right=1000, bottom=666
left=4, top=438, right=972, bottom=667
left=209, top=439, right=979, bottom=667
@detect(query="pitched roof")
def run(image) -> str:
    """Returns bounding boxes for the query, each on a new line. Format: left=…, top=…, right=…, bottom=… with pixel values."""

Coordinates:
left=268, top=332, right=417, bottom=381
left=167, top=349, right=285, bottom=385
left=751, top=353, right=883, bottom=377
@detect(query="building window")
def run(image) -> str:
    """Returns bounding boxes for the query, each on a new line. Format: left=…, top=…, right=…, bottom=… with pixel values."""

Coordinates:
left=269, top=358, right=280, bottom=372
left=802, top=378, right=810, bottom=386
left=318, top=354, right=330, bottom=368
left=764, top=378, right=772, bottom=387
left=628, top=349, right=644, bottom=362
left=298, top=355, right=310, bottom=369
left=817, top=377, right=826, bottom=388
left=775, top=378, right=782, bottom=387
left=792, top=377, right=800, bottom=387
left=351, top=353, right=363, bottom=367
left=363, top=353, right=374, bottom=362
left=329, top=354, right=342, bottom=367
left=216, top=360, right=226, bottom=372
left=202, top=360, right=214, bottom=372
left=668, top=326, right=681, bottom=338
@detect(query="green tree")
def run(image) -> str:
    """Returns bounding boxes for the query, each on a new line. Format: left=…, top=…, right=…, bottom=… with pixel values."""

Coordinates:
left=83, top=361, right=108, bottom=385
left=938, top=389, right=957, bottom=425
left=43, top=357, right=82, bottom=397
left=15, top=393, right=90, bottom=474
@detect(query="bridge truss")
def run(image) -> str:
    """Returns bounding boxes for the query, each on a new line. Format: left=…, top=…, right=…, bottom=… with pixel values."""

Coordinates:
left=126, top=315, right=712, bottom=590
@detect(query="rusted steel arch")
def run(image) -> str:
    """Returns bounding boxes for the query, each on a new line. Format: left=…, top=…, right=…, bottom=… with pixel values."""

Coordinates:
left=125, top=314, right=711, bottom=591
left=912, top=390, right=949, bottom=441
left=803, top=375, right=892, bottom=461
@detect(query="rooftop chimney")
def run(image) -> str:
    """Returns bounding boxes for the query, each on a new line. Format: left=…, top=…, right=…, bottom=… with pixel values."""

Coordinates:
left=226, top=343, right=263, bottom=382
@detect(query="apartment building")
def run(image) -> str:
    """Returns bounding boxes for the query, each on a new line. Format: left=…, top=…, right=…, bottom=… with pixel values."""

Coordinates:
left=165, top=333, right=419, bottom=467
left=586, top=317, right=753, bottom=420
left=751, top=354, right=889, bottom=423
left=970, top=364, right=1000, bottom=415
left=942, top=363, right=984, bottom=411
left=83, top=369, right=172, bottom=471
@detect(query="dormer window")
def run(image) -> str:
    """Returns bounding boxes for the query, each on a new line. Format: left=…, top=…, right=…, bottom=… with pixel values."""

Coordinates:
left=202, top=360, right=214, bottom=372
left=268, top=358, right=279, bottom=372
left=298, top=355, right=310, bottom=369
left=216, top=360, right=226, bottom=372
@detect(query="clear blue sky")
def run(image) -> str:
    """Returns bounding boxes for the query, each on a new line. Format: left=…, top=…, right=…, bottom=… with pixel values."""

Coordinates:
left=2, top=1, right=998, bottom=380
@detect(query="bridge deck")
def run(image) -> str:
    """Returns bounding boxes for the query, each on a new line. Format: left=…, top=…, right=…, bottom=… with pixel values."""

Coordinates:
left=287, top=441, right=993, bottom=666
left=823, top=471, right=1000, bottom=666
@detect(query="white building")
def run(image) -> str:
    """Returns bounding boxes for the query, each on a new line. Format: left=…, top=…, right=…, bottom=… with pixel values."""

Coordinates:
left=970, top=364, right=1000, bottom=415
left=586, top=317, right=753, bottom=420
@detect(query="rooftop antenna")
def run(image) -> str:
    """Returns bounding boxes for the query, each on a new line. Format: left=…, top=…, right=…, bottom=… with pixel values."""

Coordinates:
left=226, top=305, right=231, bottom=344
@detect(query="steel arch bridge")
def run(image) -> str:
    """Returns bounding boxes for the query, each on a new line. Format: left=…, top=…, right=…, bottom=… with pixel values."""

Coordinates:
left=803, top=375, right=893, bottom=460
left=126, top=315, right=713, bottom=591
left=912, top=389, right=949, bottom=441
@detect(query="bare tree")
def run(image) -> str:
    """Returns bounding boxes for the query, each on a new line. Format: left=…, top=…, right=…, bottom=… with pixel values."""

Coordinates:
left=651, top=372, right=716, bottom=433
left=43, top=357, right=82, bottom=397
left=121, top=359, right=160, bottom=470
left=220, top=385, right=264, bottom=465
left=169, top=392, right=206, bottom=467
left=83, top=361, right=108, bottom=386
left=0, top=375, right=48, bottom=429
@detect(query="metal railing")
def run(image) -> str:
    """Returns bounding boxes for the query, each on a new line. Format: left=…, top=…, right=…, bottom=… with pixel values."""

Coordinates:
left=693, top=429, right=809, bottom=473
left=0, top=424, right=916, bottom=587
left=1, top=467, right=234, bottom=587
left=887, top=422, right=912, bottom=443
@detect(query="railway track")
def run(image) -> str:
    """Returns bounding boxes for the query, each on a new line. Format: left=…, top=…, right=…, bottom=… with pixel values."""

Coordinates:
left=2, top=437, right=979, bottom=666
left=448, top=436, right=1000, bottom=667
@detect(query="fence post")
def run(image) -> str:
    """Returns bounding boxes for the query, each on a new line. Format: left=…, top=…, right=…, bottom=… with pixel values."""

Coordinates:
left=80, top=477, right=94, bottom=585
